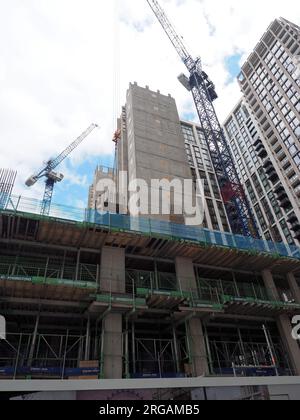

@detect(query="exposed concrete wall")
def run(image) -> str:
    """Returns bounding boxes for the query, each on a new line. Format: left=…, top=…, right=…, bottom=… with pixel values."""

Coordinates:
left=125, top=83, right=192, bottom=224
left=100, top=247, right=126, bottom=294
left=102, top=314, right=123, bottom=380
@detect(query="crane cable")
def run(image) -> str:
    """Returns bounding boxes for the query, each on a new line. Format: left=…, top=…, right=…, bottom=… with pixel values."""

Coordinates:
left=113, top=0, right=121, bottom=173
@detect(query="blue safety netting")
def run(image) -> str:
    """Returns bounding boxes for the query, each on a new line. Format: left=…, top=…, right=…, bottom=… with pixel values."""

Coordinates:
left=2, top=195, right=300, bottom=261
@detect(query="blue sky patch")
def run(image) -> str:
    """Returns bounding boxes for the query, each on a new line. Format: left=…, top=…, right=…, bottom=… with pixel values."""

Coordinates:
left=53, top=153, right=114, bottom=209
left=225, top=53, right=243, bottom=84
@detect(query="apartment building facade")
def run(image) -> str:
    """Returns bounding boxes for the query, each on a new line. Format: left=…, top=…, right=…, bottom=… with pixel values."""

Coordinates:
left=235, top=17, right=300, bottom=244
left=180, top=120, right=231, bottom=232
left=224, top=100, right=300, bottom=246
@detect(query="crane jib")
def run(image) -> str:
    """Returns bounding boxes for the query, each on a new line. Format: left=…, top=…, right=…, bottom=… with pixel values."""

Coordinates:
left=25, top=123, right=98, bottom=217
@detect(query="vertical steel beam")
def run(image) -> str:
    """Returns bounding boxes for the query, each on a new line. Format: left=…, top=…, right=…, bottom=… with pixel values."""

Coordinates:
left=85, top=316, right=91, bottom=361
left=75, top=249, right=81, bottom=282
left=172, top=326, right=180, bottom=373
left=132, top=322, right=136, bottom=375
left=28, top=315, right=40, bottom=368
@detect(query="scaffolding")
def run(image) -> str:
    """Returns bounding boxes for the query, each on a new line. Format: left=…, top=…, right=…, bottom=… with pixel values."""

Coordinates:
left=0, top=169, right=16, bottom=210
left=0, top=212, right=299, bottom=382
left=0, top=331, right=98, bottom=379
left=204, top=323, right=293, bottom=377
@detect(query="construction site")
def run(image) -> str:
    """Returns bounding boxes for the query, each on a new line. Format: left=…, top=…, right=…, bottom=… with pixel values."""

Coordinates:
left=0, top=1, right=300, bottom=402
left=1, top=194, right=300, bottom=399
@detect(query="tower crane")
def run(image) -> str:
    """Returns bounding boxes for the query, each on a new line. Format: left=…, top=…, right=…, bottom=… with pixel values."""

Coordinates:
left=26, top=123, right=99, bottom=216
left=146, top=0, right=258, bottom=237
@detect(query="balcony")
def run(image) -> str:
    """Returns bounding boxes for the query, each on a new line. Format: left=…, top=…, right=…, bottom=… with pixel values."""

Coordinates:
left=263, top=160, right=279, bottom=184
left=287, top=214, right=298, bottom=225
left=274, top=185, right=291, bottom=209
left=290, top=222, right=300, bottom=234
left=285, top=166, right=295, bottom=177
left=294, top=185, right=300, bottom=198
left=263, top=163, right=279, bottom=183
left=290, top=175, right=300, bottom=188
left=276, top=149, right=286, bottom=160
left=254, top=140, right=268, bottom=159
left=267, top=170, right=280, bottom=183
left=281, top=157, right=290, bottom=169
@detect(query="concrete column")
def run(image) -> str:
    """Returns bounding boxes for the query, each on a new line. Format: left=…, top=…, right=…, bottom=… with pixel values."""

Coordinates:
left=262, top=269, right=280, bottom=301
left=187, top=318, right=209, bottom=377
left=176, top=257, right=209, bottom=377
left=262, top=270, right=300, bottom=376
left=287, top=273, right=300, bottom=304
left=100, top=247, right=126, bottom=293
left=102, top=314, right=123, bottom=379
left=175, top=257, right=197, bottom=292
left=277, top=315, right=300, bottom=376
left=99, top=247, right=125, bottom=379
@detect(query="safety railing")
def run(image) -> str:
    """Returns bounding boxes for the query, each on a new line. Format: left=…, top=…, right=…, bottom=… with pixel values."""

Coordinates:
left=198, top=279, right=270, bottom=302
left=0, top=256, right=98, bottom=284
left=2, top=194, right=300, bottom=261
left=126, top=269, right=178, bottom=295
left=0, top=332, right=93, bottom=379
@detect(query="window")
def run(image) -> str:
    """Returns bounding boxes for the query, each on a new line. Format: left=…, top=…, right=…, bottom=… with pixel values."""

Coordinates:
left=280, top=220, right=294, bottom=245
left=207, top=200, right=219, bottom=230
left=252, top=174, right=264, bottom=198
left=254, top=204, right=267, bottom=231
left=181, top=124, right=196, bottom=144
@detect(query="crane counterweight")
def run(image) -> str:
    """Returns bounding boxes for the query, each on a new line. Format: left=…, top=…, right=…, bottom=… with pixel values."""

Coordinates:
left=25, top=176, right=38, bottom=187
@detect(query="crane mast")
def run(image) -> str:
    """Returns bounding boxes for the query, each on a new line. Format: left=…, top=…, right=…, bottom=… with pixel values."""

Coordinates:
left=26, top=123, right=98, bottom=216
left=146, top=0, right=258, bottom=237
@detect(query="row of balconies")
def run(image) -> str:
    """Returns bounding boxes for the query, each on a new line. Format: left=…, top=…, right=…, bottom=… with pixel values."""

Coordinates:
left=253, top=138, right=268, bottom=159
left=260, top=156, right=300, bottom=240
left=274, top=185, right=291, bottom=209
left=287, top=214, right=300, bottom=241
left=263, top=159, right=280, bottom=184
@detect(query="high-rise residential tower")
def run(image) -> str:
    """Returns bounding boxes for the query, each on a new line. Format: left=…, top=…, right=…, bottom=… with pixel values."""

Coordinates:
left=236, top=17, right=300, bottom=243
left=224, top=100, right=300, bottom=247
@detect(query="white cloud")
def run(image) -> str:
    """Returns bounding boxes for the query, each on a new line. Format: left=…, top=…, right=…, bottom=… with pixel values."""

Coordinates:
left=1, top=0, right=299, bottom=202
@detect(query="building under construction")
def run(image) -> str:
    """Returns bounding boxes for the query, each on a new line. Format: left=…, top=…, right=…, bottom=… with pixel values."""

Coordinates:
left=1, top=192, right=300, bottom=399
left=1, top=2, right=300, bottom=398
left=1, top=82, right=300, bottom=401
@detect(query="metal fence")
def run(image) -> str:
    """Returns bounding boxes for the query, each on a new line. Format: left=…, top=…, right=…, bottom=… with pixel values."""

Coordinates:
left=3, top=194, right=300, bottom=261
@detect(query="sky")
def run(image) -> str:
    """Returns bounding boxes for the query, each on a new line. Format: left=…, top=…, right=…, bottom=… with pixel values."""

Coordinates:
left=1, top=0, right=300, bottom=209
